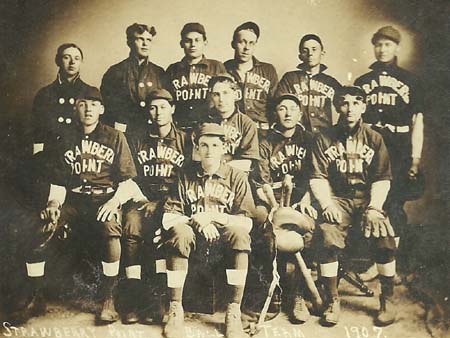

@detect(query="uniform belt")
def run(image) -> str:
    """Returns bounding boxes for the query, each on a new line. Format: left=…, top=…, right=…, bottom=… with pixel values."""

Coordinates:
left=255, top=121, right=270, bottom=130
left=146, top=183, right=170, bottom=193
left=71, top=186, right=115, bottom=195
left=271, top=181, right=297, bottom=190
left=369, top=122, right=410, bottom=133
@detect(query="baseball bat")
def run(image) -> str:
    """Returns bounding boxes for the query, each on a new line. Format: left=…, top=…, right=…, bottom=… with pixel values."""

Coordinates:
left=295, top=252, right=323, bottom=309
left=262, top=184, right=278, bottom=210
left=281, top=175, right=293, bottom=207
left=281, top=174, right=323, bottom=309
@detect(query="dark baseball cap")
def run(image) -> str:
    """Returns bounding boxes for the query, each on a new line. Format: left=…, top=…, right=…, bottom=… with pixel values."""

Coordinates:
left=76, top=86, right=103, bottom=103
left=145, top=89, right=174, bottom=105
left=372, top=26, right=401, bottom=45
left=181, top=22, right=206, bottom=39
left=196, top=123, right=225, bottom=138
left=208, top=72, right=236, bottom=89
left=274, top=93, right=301, bottom=107
left=233, top=21, right=260, bottom=40
left=333, top=86, right=366, bottom=107
left=299, top=34, right=323, bottom=50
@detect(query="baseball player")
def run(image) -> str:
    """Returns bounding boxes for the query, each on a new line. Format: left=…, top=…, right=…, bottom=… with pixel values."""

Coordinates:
left=29, top=43, right=93, bottom=206
left=22, top=87, right=140, bottom=324
left=121, top=89, right=191, bottom=324
left=166, top=23, right=227, bottom=130
left=354, top=26, right=425, bottom=281
left=276, top=34, right=341, bottom=134
left=198, top=73, right=259, bottom=172
left=253, top=93, right=316, bottom=323
left=101, top=23, right=167, bottom=134
left=161, top=123, right=255, bottom=338
left=224, top=22, right=279, bottom=134
left=310, top=86, right=397, bottom=326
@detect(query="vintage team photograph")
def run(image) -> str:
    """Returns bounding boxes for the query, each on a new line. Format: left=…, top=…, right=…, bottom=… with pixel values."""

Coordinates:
left=0, top=0, right=448, bottom=337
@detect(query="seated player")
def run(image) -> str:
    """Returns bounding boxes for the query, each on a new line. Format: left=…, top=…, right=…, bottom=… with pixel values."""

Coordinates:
left=161, top=123, right=255, bottom=338
left=254, top=93, right=316, bottom=323
left=198, top=73, right=259, bottom=172
left=310, top=86, right=397, bottom=326
left=122, top=89, right=191, bottom=324
left=19, top=87, right=140, bottom=324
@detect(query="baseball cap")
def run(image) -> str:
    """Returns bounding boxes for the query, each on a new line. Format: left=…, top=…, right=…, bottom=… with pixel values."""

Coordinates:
left=181, top=22, right=206, bottom=39
left=196, top=123, right=225, bottom=138
left=274, top=93, right=301, bottom=107
left=208, top=72, right=236, bottom=89
left=299, top=34, right=323, bottom=50
left=233, top=21, right=260, bottom=40
left=76, top=86, right=103, bottom=103
left=372, top=26, right=401, bottom=45
left=145, top=89, right=174, bottom=106
left=333, top=86, right=366, bottom=107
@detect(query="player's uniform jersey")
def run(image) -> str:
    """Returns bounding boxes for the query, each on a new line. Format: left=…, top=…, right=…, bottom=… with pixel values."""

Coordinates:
left=311, top=120, right=391, bottom=199
left=164, top=162, right=255, bottom=217
left=276, top=64, right=341, bottom=133
left=31, top=74, right=92, bottom=150
left=224, top=57, right=278, bottom=124
left=354, top=61, right=425, bottom=128
left=100, top=56, right=167, bottom=134
left=202, top=108, right=259, bottom=162
left=166, top=56, right=226, bottom=128
left=129, top=123, right=190, bottom=199
left=52, top=122, right=136, bottom=189
left=256, top=125, right=313, bottom=202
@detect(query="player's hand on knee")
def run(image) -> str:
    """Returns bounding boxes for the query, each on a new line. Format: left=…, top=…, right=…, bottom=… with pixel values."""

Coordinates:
left=138, top=200, right=158, bottom=218
left=97, top=197, right=121, bottom=222
left=191, top=212, right=215, bottom=232
left=40, top=200, right=61, bottom=224
left=201, top=224, right=220, bottom=243
left=322, top=204, right=342, bottom=224
left=363, top=208, right=395, bottom=238
left=297, top=203, right=318, bottom=220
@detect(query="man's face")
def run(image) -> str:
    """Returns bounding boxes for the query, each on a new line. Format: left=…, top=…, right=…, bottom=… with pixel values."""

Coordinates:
left=211, top=81, right=236, bottom=114
left=76, top=99, right=104, bottom=127
left=132, top=30, right=153, bottom=59
left=299, top=39, right=323, bottom=68
left=60, top=47, right=82, bottom=77
left=337, top=94, right=366, bottom=126
left=197, top=135, right=225, bottom=167
left=149, top=98, right=174, bottom=127
left=276, top=99, right=302, bottom=130
left=374, top=38, right=399, bottom=63
left=181, top=32, right=207, bottom=59
left=234, top=30, right=258, bottom=63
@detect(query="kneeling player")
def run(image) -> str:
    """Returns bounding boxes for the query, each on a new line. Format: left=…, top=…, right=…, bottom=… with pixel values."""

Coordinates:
left=161, top=123, right=255, bottom=338
left=310, top=86, right=397, bottom=326
left=254, top=93, right=316, bottom=323
left=21, top=87, right=139, bottom=324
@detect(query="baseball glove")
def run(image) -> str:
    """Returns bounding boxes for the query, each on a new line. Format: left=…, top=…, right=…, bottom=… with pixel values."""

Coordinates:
left=362, top=207, right=395, bottom=238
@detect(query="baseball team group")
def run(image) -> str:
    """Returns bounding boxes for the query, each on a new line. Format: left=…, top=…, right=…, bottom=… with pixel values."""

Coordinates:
left=13, top=20, right=425, bottom=338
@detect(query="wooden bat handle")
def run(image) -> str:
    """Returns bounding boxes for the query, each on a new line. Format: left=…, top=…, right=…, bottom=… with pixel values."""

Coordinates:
left=263, top=184, right=278, bottom=210
left=283, top=175, right=293, bottom=207
left=295, top=252, right=323, bottom=309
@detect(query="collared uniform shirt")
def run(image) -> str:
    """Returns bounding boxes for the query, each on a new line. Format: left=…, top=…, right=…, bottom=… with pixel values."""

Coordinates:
left=202, top=108, right=259, bottom=162
left=31, top=74, right=92, bottom=149
left=311, top=121, right=392, bottom=199
left=354, top=61, right=425, bottom=127
left=164, top=162, right=255, bottom=217
left=129, top=124, right=190, bottom=199
left=224, top=57, right=278, bottom=124
left=255, top=125, right=313, bottom=202
left=100, top=56, right=167, bottom=133
left=53, top=123, right=136, bottom=189
left=276, top=64, right=341, bottom=133
left=166, top=56, right=226, bottom=127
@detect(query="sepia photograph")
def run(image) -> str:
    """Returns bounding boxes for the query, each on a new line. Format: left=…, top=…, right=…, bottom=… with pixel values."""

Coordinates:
left=0, top=0, right=449, bottom=337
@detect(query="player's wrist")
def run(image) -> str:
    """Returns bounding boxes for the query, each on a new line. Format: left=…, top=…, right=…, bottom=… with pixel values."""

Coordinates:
left=366, top=205, right=385, bottom=216
left=47, top=200, right=62, bottom=209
